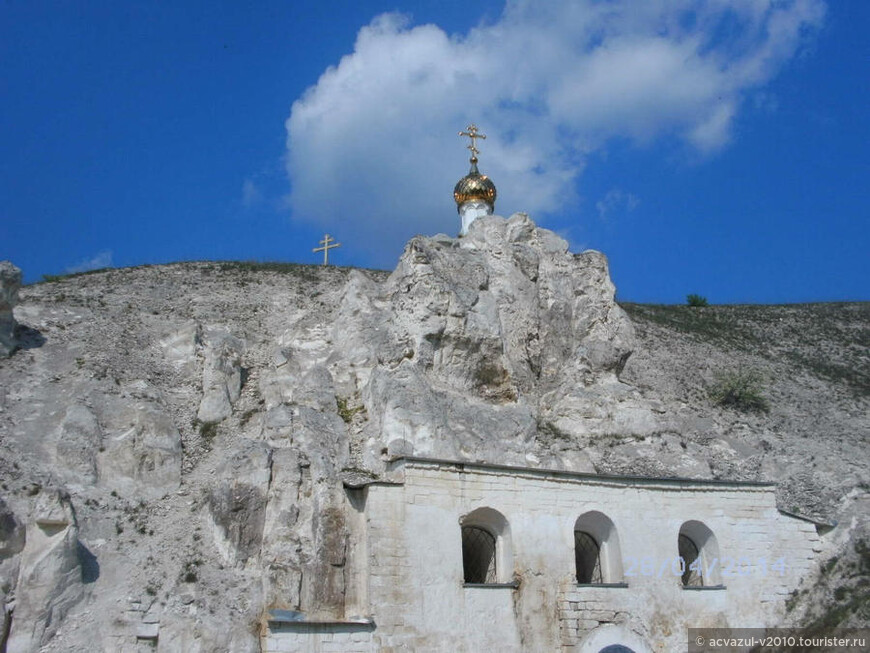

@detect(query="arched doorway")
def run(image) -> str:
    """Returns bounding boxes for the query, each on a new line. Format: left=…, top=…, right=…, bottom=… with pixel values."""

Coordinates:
left=577, top=624, right=651, bottom=653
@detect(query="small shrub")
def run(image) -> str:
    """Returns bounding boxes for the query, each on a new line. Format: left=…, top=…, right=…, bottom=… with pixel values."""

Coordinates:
left=198, top=421, right=218, bottom=440
left=537, top=419, right=571, bottom=441
left=709, top=370, right=769, bottom=412
left=687, top=294, right=709, bottom=307
left=181, top=559, right=201, bottom=583
left=474, top=362, right=507, bottom=386
left=336, top=396, right=365, bottom=424
left=785, top=588, right=804, bottom=612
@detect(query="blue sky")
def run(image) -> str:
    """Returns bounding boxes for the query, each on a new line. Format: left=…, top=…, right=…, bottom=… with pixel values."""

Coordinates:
left=1, top=0, right=867, bottom=303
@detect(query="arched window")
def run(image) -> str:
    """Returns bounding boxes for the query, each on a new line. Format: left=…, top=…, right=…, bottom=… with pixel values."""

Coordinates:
left=460, top=507, right=512, bottom=585
left=575, top=531, right=602, bottom=584
left=462, top=526, right=496, bottom=583
left=678, top=521, right=722, bottom=588
left=678, top=534, right=702, bottom=586
left=574, top=511, right=623, bottom=584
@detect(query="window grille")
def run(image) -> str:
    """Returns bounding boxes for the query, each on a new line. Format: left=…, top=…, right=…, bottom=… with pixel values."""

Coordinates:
left=679, top=534, right=702, bottom=587
left=574, top=530, right=603, bottom=583
left=462, top=526, right=497, bottom=583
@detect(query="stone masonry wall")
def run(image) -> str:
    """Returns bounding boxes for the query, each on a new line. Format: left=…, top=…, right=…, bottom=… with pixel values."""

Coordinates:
left=264, top=459, right=821, bottom=652
left=263, top=623, right=374, bottom=653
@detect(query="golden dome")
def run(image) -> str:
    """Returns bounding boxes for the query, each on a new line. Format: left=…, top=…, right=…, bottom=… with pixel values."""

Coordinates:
left=455, top=124, right=497, bottom=213
left=453, top=159, right=497, bottom=211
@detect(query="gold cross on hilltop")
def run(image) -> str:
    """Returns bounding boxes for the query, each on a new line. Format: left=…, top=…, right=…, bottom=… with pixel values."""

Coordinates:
left=459, top=124, right=486, bottom=160
left=313, top=233, right=341, bottom=265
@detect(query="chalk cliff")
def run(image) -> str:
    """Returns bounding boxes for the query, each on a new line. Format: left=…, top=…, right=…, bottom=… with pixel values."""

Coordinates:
left=0, top=215, right=867, bottom=651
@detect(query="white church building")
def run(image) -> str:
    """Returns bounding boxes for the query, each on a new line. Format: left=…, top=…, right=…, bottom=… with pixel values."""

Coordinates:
left=262, top=457, right=822, bottom=652
left=261, top=128, right=824, bottom=652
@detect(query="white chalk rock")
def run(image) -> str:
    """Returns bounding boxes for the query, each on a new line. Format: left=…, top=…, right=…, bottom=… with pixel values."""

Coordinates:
left=6, top=490, right=83, bottom=652
left=197, top=327, right=245, bottom=424
left=95, top=384, right=182, bottom=497
left=0, top=261, right=21, bottom=357
left=328, top=213, right=644, bottom=466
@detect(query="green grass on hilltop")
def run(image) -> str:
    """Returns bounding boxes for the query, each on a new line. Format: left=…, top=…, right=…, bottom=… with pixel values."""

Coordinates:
left=36, top=260, right=390, bottom=286
left=621, top=301, right=870, bottom=397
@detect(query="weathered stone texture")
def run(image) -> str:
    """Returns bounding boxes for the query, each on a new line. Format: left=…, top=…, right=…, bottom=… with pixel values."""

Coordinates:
left=95, top=383, right=183, bottom=498
left=0, top=261, right=21, bottom=357
left=54, top=404, right=102, bottom=485
left=323, top=213, right=655, bottom=470
left=207, top=441, right=271, bottom=566
left=197, top=327, right=245, bottom=424
left=6, top=490, right=84, bottom=653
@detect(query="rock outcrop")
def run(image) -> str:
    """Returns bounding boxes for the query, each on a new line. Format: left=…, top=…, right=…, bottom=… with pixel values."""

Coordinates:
left=0, top=497, right=26, bottom=650
left=322, top=213, right=651, bottom=469
left=5, top=490, right=84, bottom=653
left=97, top=383, right=183, bottom=498
left=197, top=328, right=245, bottom=424
left=0, top=261, right=21, bottom=357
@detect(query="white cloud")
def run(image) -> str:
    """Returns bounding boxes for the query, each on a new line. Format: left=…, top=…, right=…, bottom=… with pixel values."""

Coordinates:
left=596, top=189, right=640, bottom=221
left=688, top=100, right=738, bottom=151
left=285, top=0, right=825, bottom=266
left=66, top=250, right=112, bottom=274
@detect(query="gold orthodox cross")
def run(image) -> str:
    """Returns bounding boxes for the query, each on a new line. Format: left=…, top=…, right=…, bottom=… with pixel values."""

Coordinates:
left=313, top=233, right=341, bottom=265
left=459, top=124, right=486, bottom=159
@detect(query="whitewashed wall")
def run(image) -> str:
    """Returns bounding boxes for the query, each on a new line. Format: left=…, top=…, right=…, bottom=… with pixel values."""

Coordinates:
left=264, top=458, right=822, bottom=653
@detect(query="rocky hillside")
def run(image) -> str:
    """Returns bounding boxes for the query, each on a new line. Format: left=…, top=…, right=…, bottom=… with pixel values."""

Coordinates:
left=0, top=214, right=867, bottom=651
